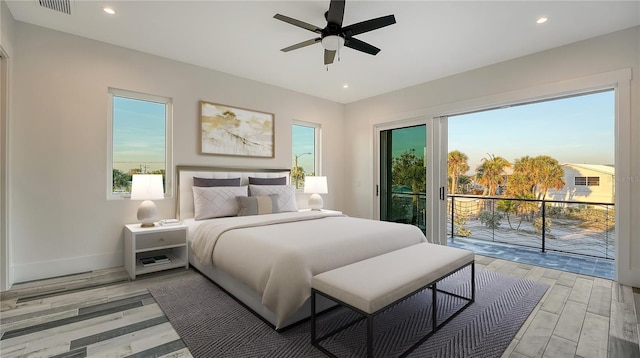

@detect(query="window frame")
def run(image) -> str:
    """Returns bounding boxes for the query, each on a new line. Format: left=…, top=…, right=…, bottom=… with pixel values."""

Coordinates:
left=575, top=176, right=601, bottom=186
left=107, top=88, right=173, bottom=200
left=587, top=176, right=600, bottom=186
left=291, top=120, right=321, bottom=190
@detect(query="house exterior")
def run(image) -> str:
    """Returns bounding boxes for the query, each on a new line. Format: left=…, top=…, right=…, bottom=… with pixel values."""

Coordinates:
left=546, top=164, right=615, bottom=204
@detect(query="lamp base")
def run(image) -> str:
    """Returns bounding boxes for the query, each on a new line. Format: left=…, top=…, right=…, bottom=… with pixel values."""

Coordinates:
left=308, top=193, right=324, bottom=211
left=137, top=200, right=158, bottom=227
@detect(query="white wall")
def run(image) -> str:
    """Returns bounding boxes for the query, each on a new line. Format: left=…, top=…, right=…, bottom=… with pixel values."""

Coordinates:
left=546, top=166, right=615, bottom=204
left=6, top=17, right=640, bottom=287
left=0, top=0, right=15, bottom=291
left=8, top=22, right=345, bottom=284
left=344, top=26, right=640, bottom=287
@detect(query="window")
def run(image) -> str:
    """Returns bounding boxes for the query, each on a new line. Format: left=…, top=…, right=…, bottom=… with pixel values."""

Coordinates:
left=575, top=176, right=600, bottom=186
left=107, top=88, right=172, bottom=198
left=292, top=121, right=320, bottom=189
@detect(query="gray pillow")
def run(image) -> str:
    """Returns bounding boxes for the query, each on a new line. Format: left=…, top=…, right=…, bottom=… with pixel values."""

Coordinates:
left=248, top=177, right=287, bottom=185
left=193, top=177, right=241, bottom=187
left=237, top=195, right=280, bottom=216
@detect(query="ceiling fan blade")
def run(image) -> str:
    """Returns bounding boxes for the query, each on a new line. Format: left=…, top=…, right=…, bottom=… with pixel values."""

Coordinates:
left=274, top=14, right=322, bottom=33
left=324, top=50, right=337, bottom=65
left=326, top=0, right=345, bottom=26
left=344, top=37, right=380, bottom=56
left=342, top=14, right=396, bottom=36
left=281, top=38, right=321, bottom=52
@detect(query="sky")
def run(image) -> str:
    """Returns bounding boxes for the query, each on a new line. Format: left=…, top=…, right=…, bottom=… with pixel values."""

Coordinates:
left=112, top=96, right=166, bottom=173
left=292, top=124, right=315, bottom=173
left=448, top=90, right=614, bottom=174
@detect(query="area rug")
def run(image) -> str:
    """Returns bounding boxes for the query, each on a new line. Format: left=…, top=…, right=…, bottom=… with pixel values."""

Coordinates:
left=148, top=268, right=547, bottom=357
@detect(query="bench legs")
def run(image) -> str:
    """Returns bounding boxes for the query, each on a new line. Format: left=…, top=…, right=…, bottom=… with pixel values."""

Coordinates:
left=311, top=261, right=475, bottom=358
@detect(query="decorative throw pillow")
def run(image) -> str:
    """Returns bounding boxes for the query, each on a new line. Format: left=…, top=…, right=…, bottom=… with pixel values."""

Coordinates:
left=248, top=177, right=287, bottom=185
left=192, top=186, right=248, bottom=220
left=193, top=177, right=241, bottom=187
left=237, top=195, right=280, bottom=216
left=249, top=184, right=298, bottom=212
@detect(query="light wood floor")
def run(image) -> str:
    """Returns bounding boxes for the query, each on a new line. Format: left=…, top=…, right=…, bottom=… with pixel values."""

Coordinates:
left=1, top=255, right=639, bottom=358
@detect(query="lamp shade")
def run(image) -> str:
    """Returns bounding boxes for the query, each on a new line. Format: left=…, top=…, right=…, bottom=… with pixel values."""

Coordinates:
left=304, top=176, right=328, bottom=194
left=131, top=174, right=164, bottom=200
left=131, top=174, right=164, bottom=227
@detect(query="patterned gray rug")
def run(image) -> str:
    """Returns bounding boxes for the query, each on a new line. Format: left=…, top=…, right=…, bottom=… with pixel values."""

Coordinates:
left=149, top=268, right=547, bottom=357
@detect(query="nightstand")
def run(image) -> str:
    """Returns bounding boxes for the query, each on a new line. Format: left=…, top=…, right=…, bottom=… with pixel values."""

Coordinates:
left=124, top=223, right=189, bottom=279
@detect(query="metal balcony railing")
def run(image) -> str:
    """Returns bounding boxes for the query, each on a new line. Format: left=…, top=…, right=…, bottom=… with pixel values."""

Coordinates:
left=447, top=194, right=615, bottom=260
left=387, top=192, right=615, bottom=260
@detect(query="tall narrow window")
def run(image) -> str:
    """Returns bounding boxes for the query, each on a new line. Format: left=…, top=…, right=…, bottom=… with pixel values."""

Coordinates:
left=292, top=121, right=320, bottom=189
left=108, top=88, right=172, bottom=198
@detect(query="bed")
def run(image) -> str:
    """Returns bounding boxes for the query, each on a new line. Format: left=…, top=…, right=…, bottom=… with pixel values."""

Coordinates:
left=176, top=166, right=427, bottom=330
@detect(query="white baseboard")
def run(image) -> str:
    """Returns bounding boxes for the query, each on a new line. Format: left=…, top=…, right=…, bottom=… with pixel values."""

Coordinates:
left=11, top=252, right=123, bottom=285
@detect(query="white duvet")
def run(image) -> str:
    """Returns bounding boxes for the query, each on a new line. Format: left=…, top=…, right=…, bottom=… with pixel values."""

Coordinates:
left=191, top=211, right=427, bottom=328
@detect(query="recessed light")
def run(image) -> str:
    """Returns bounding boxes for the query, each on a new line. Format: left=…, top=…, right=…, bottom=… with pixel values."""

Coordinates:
left=343, top=84, right=349, bottom=89
left=536, top=17, right=548, bottom=24
left=104, top=7, right=115, bottom=15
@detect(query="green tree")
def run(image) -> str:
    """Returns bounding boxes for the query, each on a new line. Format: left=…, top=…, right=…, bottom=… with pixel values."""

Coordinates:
left=291, top=152, right=311, bottom=189
left=448, top=150, right=470, bottom=195
left=497, top=199, right=517, bottom=229
left=457, top=174, right=473, bottom=194
left=478, top=210, right=502, bottom=229
left=112, top=169, right=131, bottom=192
left=508, top=155, right=565, bottom=200
left=475, top=154, right=510, bottom=196
left=291, top=166, right=305, bottom=189
left=392, top=149, right=426, bottom=225
left=531, top=155, right=565, bottom=200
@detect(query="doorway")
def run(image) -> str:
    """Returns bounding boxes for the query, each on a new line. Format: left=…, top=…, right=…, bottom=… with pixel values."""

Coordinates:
left=379, top=124, right=427, bottom=232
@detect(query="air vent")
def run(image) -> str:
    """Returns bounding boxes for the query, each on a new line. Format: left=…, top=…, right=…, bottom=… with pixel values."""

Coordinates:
left=38, top=0, right=71, bottom=15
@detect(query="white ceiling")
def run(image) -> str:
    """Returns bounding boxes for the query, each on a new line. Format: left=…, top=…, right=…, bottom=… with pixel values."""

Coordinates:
left=7, top=1, right=640, bottom=104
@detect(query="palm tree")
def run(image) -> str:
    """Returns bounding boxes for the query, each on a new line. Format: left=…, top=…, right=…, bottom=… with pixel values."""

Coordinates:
left=531, top=155, right=565, bottom=200
left=509, top=155, right=565, bottom=200
left=392, top=149, right=426, bottom=225
left=292, top=152, right=311, bottom=188
left=476, top=154, right=511, bottom=196
left=448, top=150, right=470, bottom=195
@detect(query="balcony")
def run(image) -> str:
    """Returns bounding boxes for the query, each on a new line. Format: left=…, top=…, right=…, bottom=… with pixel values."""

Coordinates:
left=389, top=192, right=615, bottom=279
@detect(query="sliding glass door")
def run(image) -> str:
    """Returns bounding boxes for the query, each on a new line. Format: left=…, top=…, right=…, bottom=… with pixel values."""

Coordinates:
left=379, top=124, right=427, bottom=231
left=376, top=118, right=448, bottom=245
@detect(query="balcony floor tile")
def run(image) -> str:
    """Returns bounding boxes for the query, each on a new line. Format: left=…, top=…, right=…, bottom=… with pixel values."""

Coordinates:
left=448, top=237, right=614, bottom=280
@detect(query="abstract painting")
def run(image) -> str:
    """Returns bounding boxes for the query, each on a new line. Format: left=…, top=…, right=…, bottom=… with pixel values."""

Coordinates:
left=200, top=101, right=274, bottom=157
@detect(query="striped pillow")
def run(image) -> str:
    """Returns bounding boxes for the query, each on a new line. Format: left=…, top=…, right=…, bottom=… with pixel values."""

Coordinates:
left=237, top=195, right=280, bottom=216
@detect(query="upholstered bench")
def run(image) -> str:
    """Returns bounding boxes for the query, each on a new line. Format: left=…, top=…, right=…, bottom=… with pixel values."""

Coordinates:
left=311, top=243, right=475, bottom=358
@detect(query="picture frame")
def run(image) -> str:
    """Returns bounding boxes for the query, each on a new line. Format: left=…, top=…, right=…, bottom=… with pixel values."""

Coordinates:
left=199, top=101, right=274, bottom=158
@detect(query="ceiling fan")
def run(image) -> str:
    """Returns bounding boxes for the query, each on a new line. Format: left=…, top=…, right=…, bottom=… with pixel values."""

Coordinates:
left=274, top=0, right=396, bottom=65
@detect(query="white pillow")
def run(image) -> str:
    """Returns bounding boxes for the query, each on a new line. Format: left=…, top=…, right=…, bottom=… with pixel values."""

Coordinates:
left=249, top=184, right=298, bottom=212
left=192, top=186, right=248, bottom=220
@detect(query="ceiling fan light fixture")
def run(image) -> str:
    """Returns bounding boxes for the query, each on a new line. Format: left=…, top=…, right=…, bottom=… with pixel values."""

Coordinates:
left=321, top=35, right=344, bottom=51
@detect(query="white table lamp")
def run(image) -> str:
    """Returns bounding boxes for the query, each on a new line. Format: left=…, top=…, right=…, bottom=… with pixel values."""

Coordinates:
left=304, top=176, right=328, bottom=210
left=131, top=174, right=164, bottom=227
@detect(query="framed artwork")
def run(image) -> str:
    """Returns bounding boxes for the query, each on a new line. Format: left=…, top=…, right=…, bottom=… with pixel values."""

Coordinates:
left=199, top=101, right=274, bottom=158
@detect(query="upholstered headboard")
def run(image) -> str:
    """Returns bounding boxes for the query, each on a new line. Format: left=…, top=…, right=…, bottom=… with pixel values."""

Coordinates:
left=175, top=166, right=291, bottom=220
